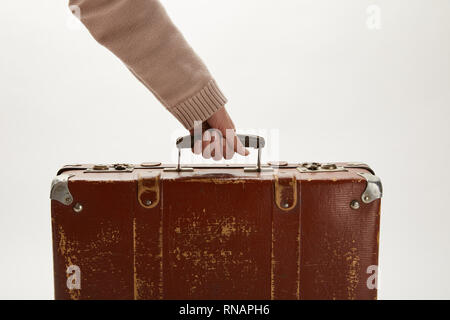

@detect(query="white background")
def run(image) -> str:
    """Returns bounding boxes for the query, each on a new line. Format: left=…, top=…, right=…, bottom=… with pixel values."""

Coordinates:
left=1, top=0, right=449, bottom=299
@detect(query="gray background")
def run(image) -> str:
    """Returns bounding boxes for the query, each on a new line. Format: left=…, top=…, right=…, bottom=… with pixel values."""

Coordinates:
left=1, top=0, right=449, bottom=299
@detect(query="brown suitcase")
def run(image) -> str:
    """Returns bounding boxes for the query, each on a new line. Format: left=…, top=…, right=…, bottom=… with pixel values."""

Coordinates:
left=50, top=135, right=382, bottom=300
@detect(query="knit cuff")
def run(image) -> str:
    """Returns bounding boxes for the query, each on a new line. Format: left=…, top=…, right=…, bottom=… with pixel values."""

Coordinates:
left=169, top=80, right=227, bottom=130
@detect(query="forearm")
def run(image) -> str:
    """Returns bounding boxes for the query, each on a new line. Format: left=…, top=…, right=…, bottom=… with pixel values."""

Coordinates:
left=69, top=0, right=227, bottom=129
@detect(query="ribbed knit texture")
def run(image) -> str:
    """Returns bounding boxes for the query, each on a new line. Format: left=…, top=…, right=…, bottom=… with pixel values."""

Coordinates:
left=170, top=80, right=227, bottom=130
left=69, top=0, right=227, bottom=130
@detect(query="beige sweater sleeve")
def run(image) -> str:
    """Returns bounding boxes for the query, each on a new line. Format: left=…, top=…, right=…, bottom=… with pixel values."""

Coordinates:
left=69, top=0, right=227, bottom=130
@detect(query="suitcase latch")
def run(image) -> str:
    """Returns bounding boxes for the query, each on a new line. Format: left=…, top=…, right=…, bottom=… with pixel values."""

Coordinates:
left=84, top=164, right=135, bottom=173
left=297, top=162, right=347, bottom=173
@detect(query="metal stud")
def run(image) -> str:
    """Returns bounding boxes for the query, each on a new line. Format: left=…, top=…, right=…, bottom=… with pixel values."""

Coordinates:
left=141, top=162, right=161, bottom=168
left=145, top=200, right=152, bottom=206
left=93, top=164, right=109, bottom=170
left=268, top=161, right=288, bottom=167
left=350, top=200, right=360, bottom=210
left=73, top=203, right=83, bottom=213
left=321, top=163, right=337, bottom=170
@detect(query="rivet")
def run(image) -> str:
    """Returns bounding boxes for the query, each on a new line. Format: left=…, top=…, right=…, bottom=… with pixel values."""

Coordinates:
left=93, top=164, right=109, bottom=170
left=350, top=200, right=360, bottom=210
left=364, top=195, right=370, bottom=202
left=141, top=162, right=161, bottom=168
left=73, top=203, right=83, bottom=213
left=268, top=161, right=288, bottom=167
left=321, top=163, right=337, bottom=170
left=145, top=200, right=152, bottom=206
left=282, top=202, right=289, bottom=208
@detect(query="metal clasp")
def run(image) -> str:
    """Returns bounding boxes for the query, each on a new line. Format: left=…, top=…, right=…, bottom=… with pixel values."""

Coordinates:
left=357, top=172, right=383, bottom=203
left=297, top=162, right=347, bottom=173
left=50, top=174, right=74, bottom=205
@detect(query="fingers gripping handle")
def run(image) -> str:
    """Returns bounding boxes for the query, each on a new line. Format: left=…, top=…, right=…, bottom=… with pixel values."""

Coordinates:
left=176, top=134, right=265, bottom=149
left=172, top=134, right=266, bottom=172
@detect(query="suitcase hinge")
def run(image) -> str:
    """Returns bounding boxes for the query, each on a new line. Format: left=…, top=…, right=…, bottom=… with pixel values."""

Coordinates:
left=137, top=172, right=161, bottom=209
left=274, top=173, right=298, bottom=211
left=357, top=172, right=383, bottom=203
left=50, top=174, right=74, bottom=206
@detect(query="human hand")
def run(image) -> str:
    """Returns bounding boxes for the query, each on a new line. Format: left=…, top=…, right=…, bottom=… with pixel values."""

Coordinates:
left=189, top=107, right=249, bottom=160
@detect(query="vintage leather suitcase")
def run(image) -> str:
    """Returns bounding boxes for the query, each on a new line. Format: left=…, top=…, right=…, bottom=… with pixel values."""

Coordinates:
left=50, top=135, right=382, bottom=300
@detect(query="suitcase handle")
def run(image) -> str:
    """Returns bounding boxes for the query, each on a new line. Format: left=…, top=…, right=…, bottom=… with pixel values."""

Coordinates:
left=175, top=134, right=265, bottom=150
left=171, top=134, right=266, bottom=172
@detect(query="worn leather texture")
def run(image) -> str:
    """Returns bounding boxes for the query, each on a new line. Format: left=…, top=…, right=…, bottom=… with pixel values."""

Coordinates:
left=51, top=164, right=380, bottom=300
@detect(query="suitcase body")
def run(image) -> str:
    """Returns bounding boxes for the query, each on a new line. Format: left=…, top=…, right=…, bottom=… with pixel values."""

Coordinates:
left=51, top=160, right=382, bottom=300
